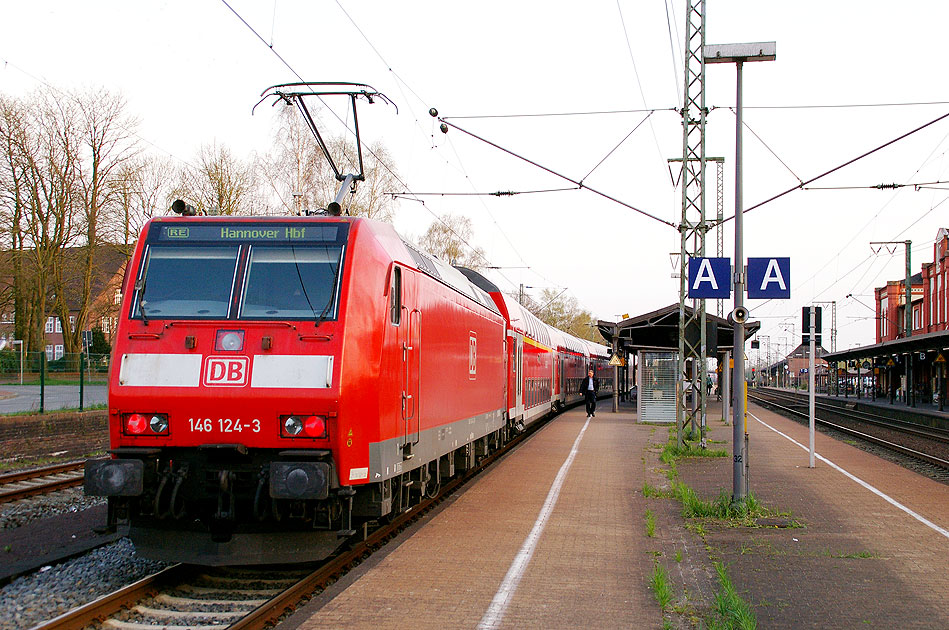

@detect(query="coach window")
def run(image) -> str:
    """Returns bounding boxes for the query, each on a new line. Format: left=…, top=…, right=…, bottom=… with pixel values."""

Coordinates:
left=390, top=267, right=402, bottom=325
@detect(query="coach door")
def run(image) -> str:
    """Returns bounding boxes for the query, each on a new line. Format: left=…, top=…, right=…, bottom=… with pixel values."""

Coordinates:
left=396, top=268, right=421, bottom=459
left=514, top=333, right=524, bottom=419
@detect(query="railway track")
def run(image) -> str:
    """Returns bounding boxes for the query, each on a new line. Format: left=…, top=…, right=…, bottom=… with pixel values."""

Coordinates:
left=749, top=388, right=949, bottom=471
left=0, top=462, right=85, bottom=505
left=30, top=412, right=549, bottom=630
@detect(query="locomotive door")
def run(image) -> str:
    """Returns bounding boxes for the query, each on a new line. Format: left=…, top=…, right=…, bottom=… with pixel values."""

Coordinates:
left=398, top=269, right=421, bottom=456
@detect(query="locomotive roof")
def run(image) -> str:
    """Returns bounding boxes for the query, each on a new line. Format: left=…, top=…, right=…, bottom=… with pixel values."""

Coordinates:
left=400, top=240, right=500, bottom=316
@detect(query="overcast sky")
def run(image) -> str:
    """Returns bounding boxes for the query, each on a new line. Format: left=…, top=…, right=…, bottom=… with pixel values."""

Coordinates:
left=3, top=1, right=948, bottom=360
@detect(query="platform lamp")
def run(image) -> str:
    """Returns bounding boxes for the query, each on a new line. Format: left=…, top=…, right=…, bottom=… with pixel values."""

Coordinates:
left=705, top=41, right=776, bottom=502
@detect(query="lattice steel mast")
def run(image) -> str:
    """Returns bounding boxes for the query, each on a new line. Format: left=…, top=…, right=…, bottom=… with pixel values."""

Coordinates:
left=676, top=0, right=709, bottom=449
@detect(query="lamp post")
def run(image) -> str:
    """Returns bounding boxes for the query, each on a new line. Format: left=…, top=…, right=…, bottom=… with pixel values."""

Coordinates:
left=705, top=41, right=776, bottom=502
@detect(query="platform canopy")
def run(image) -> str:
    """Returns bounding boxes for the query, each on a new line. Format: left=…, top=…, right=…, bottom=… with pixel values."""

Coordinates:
left=823, top=329, right=949, bottom=364
left=597, top=303, right=760, bottom=355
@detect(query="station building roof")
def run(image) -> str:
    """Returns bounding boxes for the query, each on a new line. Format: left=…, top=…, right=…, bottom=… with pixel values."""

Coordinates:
left=596, top=303, right=759, bottom=355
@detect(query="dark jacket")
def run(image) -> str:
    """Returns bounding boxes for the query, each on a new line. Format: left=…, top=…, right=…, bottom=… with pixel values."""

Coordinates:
left=581, top=375, right=599, bottom=395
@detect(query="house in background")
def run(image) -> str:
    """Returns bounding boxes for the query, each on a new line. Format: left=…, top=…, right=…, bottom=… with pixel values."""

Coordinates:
left=0, top=246, right=129, bottom=360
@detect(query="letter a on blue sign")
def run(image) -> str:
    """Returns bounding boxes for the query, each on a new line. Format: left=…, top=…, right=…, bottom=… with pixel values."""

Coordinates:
left=687, top=257, right=731, bottom=298
left=747, top=257, right=791, bottom=299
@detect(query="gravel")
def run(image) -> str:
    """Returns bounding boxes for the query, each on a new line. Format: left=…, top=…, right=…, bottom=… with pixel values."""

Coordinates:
left=0, top=481, right=170, bottom=629
left=0, top=538, right=168, bottom=630
left=0, top=487, right=105, bottom=530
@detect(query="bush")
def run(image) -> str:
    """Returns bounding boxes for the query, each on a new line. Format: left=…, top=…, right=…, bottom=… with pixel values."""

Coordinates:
left=0, top=350, right=19, bottom=373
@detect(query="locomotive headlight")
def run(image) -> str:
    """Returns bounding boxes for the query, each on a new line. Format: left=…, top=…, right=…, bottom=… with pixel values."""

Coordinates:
left=215, top=329, right=245, bottom=352
left=282, top=415, right=304, bottom=436
left=124, top=413, right=169, bottom=435
left=149, top=414, right=169, bottom=434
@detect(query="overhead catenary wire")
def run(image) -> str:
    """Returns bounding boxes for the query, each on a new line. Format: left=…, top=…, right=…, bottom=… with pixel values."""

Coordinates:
left=580, top=112, right=655, bottom=183
left=723, top=107, right=804, bottom=185
left=804, top=180, right=949, bottom=191
left=615, top=1, right=675, bottom=187
left=717, top=109, right=949, bottom=224
left=438, top=118, right=676, bottom=229
left=442, top=107, right=674, bottom=120
left=388, top=187, right=579, bottom=198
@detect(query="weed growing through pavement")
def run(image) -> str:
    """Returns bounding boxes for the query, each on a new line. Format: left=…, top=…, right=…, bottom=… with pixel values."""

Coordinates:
left=650, top=561, right=674, bottom=611
left=708, top=562, right=757, bottom=630
left=825, top=549, right=878, bottom=559
left=675, top=550, right=682, bottom=562
left=646, top=509, right=657, bottom=537
left=642, top=481, right=672, bottom=498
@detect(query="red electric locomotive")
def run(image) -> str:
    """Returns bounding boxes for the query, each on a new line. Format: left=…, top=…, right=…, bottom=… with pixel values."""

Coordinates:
left=85, top=215, right=512, bottom=564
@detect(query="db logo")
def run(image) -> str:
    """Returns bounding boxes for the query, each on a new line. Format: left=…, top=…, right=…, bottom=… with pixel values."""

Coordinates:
left=204, top=356, right=249, bottom=387
left=468, top=332, right=477, bottom=379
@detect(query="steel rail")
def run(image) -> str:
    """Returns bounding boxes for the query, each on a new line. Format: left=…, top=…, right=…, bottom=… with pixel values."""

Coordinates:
left=0, top=463, right=85, bottom=504
left=28, top=410, right=555, bottom=630
left=0, top=461, right=84, bottom=484
left=749, top=392, right=949, bottom=470
left=756, top=388, right=949, bottom=443
left=28, top=565, right=192, bottom=630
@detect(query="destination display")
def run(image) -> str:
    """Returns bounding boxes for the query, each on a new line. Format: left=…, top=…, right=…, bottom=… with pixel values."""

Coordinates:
left=151, top=223, right=343, bottom=243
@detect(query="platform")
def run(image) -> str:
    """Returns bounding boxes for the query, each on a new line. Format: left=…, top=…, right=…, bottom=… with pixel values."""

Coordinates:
left=678, top=401, right=949, bottom=629
left=283, top=403, right=658, bottom=629
left=280, top=400, right=949, bottom=629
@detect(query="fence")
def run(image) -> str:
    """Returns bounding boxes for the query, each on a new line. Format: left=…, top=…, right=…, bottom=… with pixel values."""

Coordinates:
left=0, top=350, right=110, bottom=413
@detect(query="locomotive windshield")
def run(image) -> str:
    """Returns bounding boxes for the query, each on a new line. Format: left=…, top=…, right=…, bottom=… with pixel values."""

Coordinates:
left=240, top=246, right=343, bottom=319
left=134, top=246, right=239, bottom=319
left=132, top=221, right=348, bottom=321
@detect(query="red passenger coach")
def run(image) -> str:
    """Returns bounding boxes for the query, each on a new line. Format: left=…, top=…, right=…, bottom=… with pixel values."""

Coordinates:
left=85, top=215, right=508, bottom=565
left=457, top=269, right=613, bottom=425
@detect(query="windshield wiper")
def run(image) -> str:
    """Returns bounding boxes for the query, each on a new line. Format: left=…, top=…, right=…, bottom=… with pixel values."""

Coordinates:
left=134, top=278, right=149, bottom=325
left=316, top=254, right=342, bottom=328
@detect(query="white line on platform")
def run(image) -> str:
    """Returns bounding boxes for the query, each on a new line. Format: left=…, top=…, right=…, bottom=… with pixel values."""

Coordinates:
left=749, top=411, right=949, bottom=541
left=477, top=416, right=592, bottom=630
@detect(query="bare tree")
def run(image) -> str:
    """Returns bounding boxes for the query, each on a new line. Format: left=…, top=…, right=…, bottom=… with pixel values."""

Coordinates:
left=109, top=155, right=177, bottom=247
left=51, top=90, right=138, bottom=356
left=13, top=89, right=82, bottom=353
left=258, top=105, right=324, bottom=216
left=417, top=214, right=487, bottom=269
left=259, top=105, right=400, bottom=219
left=175, top=142, right=256, bottom=215
left=0, top=87, right=141, bottom=355
left=526, top=287, right=602, bottom=342
left=0, top=96, right=29, bottom=344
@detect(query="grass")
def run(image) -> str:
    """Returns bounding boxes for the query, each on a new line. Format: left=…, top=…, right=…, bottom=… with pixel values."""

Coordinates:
left=642, top=481, right=671, bottom=498
left=645, top=509, right=657, bottom=537
left=708, top=562, right=757, bottom=629
left=826, top=549, right=877, bottom=559
left=650, top=561, right=675, bottom=611
left=0, top=403, right=107, bottom=417
left=1, top=379, right=108, bottom=387
left=0, top=450, right=103, bottom=473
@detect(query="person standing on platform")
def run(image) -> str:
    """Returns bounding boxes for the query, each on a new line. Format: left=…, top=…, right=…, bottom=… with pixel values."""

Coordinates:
left=581, top=368, right=599, bottom=418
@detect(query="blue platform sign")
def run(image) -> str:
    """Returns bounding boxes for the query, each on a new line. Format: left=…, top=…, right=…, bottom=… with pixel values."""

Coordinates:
left=687, top=257, right=731, bottom=299
left=747, top=257, right=791, bottom=299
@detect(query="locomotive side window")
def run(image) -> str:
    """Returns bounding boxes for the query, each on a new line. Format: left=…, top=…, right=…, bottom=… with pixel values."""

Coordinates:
left=133, top=246, right=239, bottom=319
left=390, top=267, right=402, bottom=325
left=240, top=246, right=343, bottom=319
